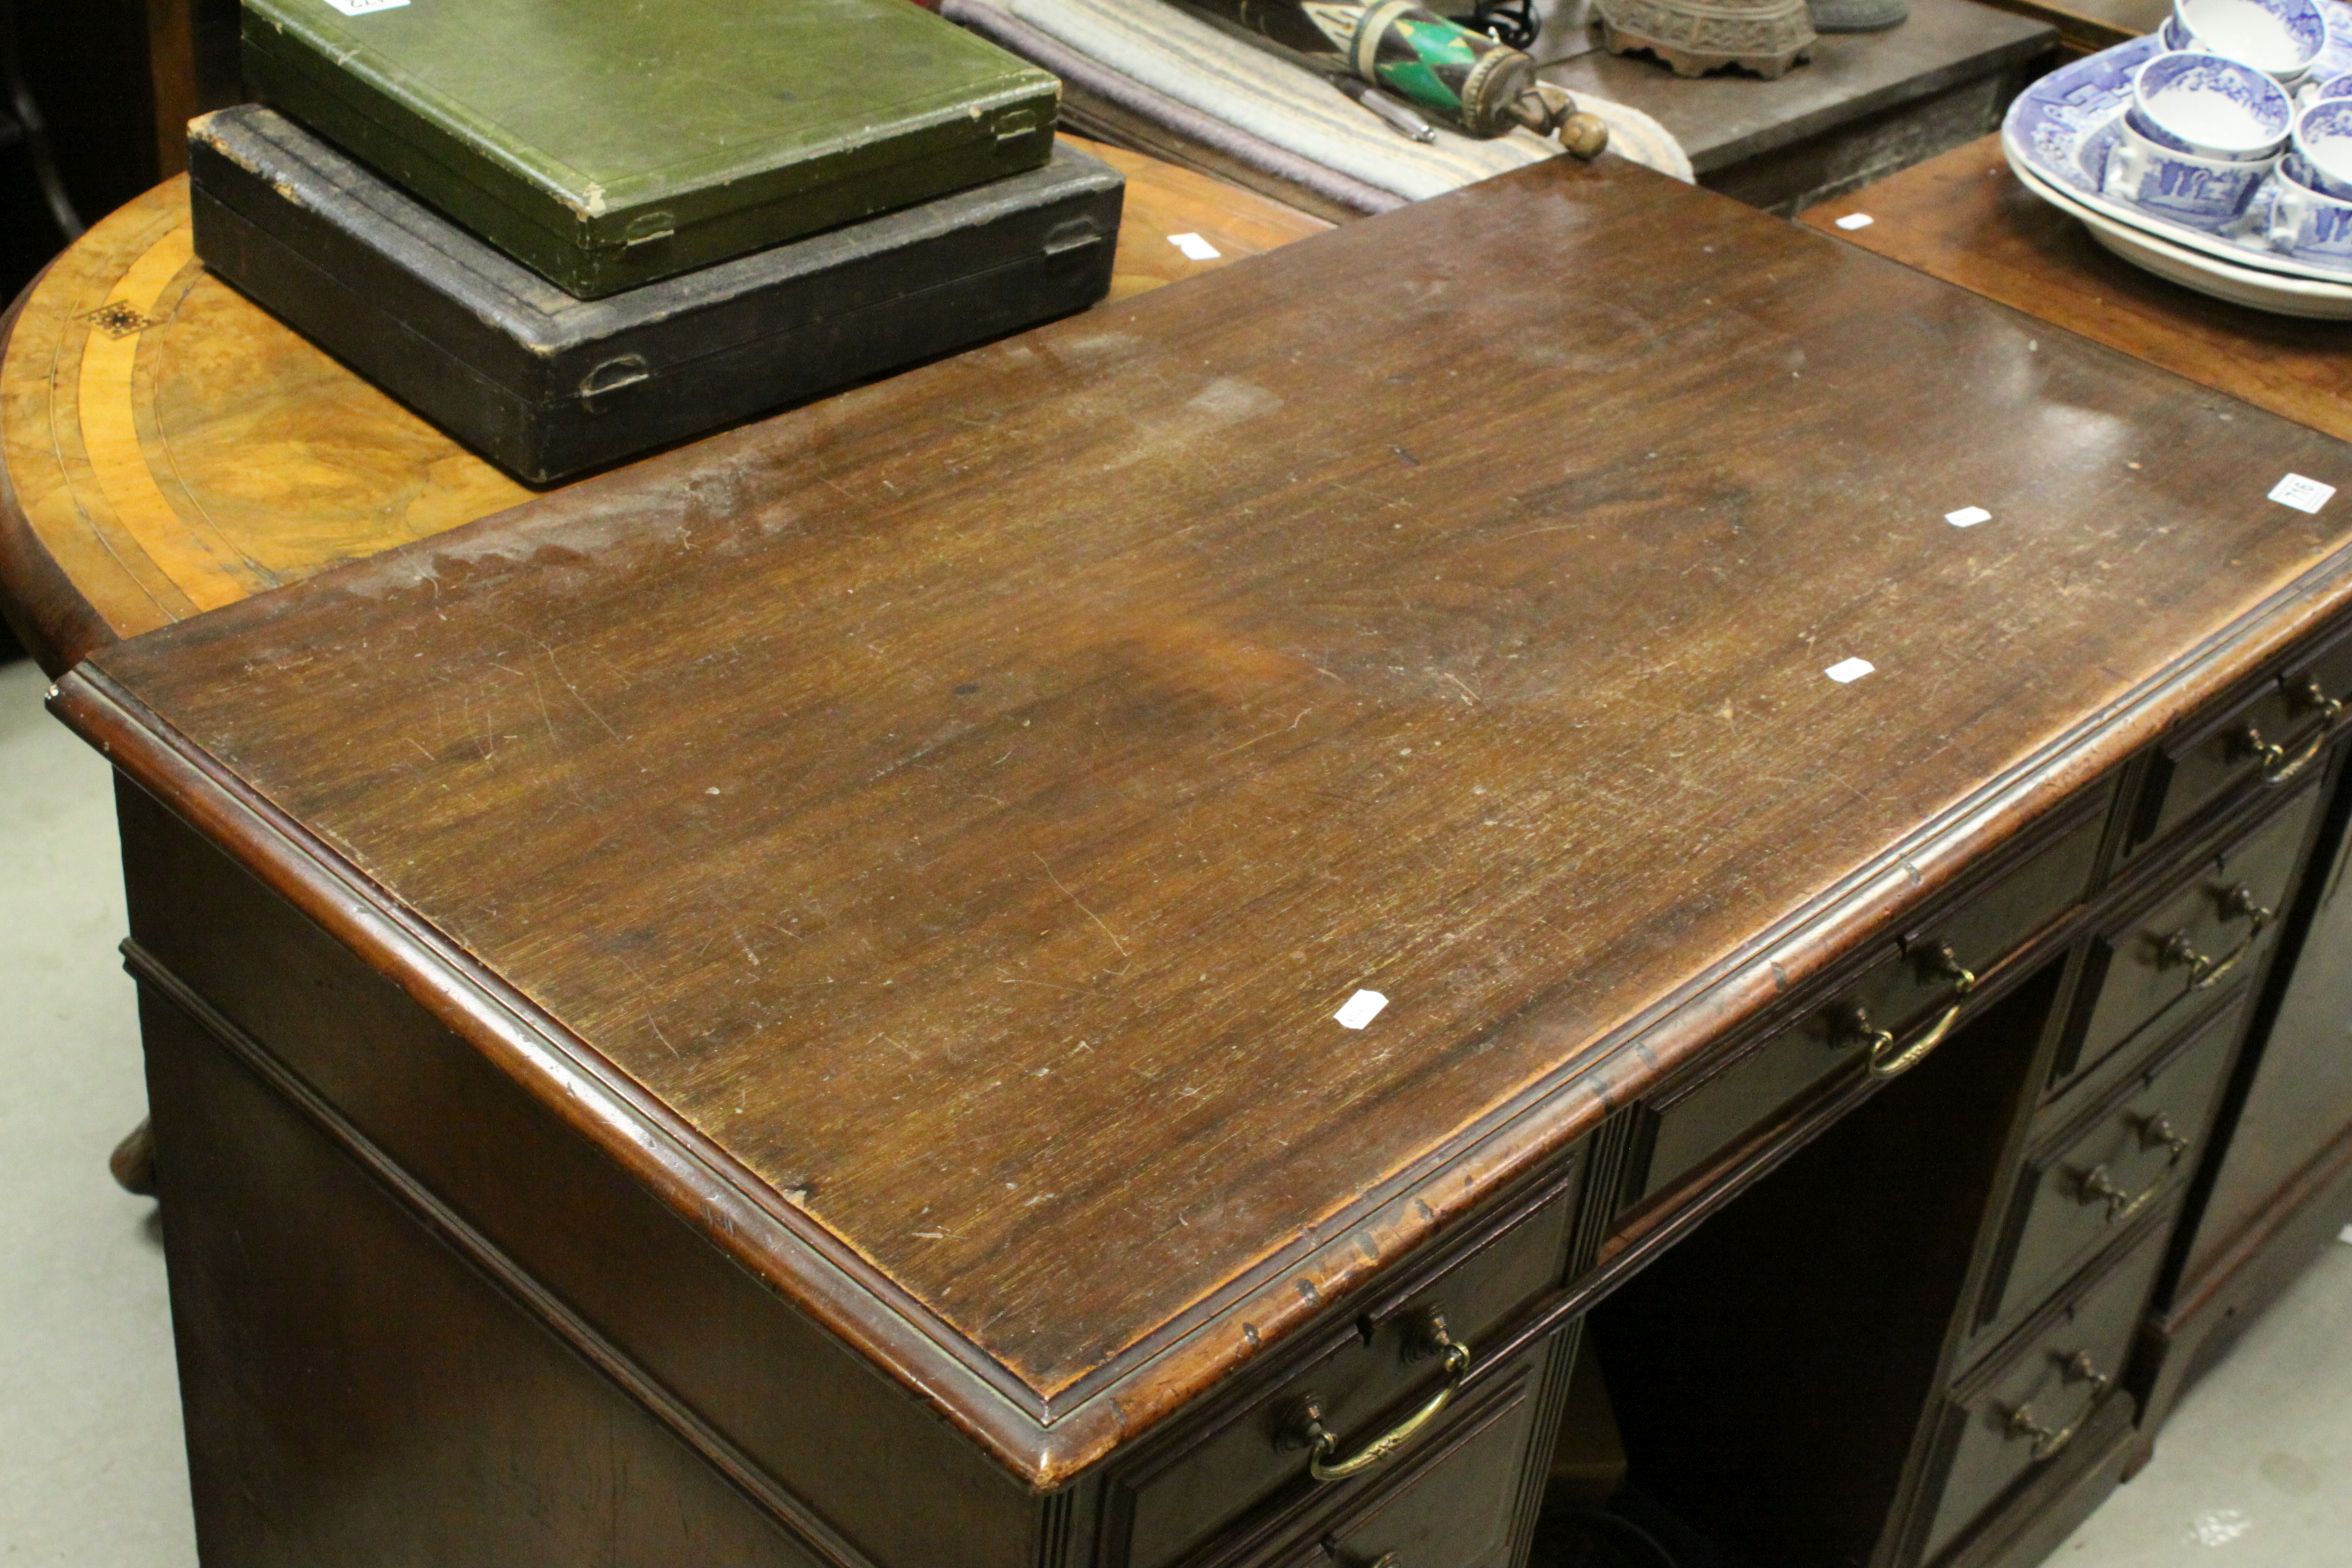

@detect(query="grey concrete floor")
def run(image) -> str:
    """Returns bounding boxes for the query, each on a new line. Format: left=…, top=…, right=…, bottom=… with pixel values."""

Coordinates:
left=1, top=650, right=2346, bottom=1566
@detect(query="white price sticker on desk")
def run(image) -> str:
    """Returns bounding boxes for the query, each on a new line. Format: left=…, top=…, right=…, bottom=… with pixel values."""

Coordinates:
left=2270, top=474, right=2336, bottom=514
left=323, top=0, right=411, bottom=14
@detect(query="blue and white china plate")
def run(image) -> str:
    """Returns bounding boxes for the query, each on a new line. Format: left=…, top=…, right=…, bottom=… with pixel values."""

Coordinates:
left=2010, top=153, right=2352, bottom=315
left=2002, top=10, right=2352, bottom=283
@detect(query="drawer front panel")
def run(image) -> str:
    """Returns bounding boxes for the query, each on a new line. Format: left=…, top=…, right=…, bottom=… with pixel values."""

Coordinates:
left=2185, top=788, right=2352, bottom=1285
left=2073, top=784, right=2320, bottom=1084
left=2132, top=678, right=2325, bottom=854
left=2282, top=625, right=2352, bottom=730
left=1903, top=804, right=2107, bottom=1002
left=1988, top=999, right=2244, bottom=1327
left=1923, top=1226, right=2169, bottom=1564
left=1262, top=1359, right=1546, bottom=1568
left=1643, top=795, right=2107, bottom=1202
left=1640, top=942, right=1902, bottom=1201
left=1121, top=1178, right=1576, bottom=1568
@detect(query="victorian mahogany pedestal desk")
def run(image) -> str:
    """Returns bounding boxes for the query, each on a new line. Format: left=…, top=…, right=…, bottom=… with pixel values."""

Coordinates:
left=29, top=150, right=2352, bottom=1568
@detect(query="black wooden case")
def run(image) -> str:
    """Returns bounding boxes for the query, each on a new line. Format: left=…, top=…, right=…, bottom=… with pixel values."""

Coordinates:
left=187, top=106, right=1122, bottom=484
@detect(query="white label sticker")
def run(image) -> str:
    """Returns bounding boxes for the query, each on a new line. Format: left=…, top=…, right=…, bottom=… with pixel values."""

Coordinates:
left=2187, top=1509, right=2254, bottom=1548
left=2339, top=1223, right=2352, bottom=1245
left=1945, top=506, right=1992, bottom=529
left=1825, top=657, right=1875, bottom=685
left=1167, top=232, right=1222, bottom=262
left=2270, top=473, right=2336, bottom=513
left=1334, top=989, right=1388, bottom=1030
left=1834, top=213, right=1875, bottom=231
left=324, top=0, right=411, bottom=13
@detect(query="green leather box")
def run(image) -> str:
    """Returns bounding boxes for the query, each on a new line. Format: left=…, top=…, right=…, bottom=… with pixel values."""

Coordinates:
left=240, top=0, right=1062, bottom=298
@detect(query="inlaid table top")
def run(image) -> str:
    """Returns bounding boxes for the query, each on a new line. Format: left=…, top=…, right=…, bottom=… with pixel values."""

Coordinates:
left=1800, top=135, right=2352, bottom=441
left=0, top=136, right=1328, bottom=677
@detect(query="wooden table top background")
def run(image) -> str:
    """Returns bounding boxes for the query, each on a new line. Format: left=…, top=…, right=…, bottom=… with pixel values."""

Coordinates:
left=61, top=155, right=2352, bottom=1482
left=1800, top=136, right=2352, bottom=440
left=0, top=136, right=1328, bottom=678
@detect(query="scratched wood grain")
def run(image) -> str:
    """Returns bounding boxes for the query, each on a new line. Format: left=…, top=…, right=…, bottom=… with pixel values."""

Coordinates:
left=60, top=156, right=2352, bottom=1481
left=0, top=142, right=1327, bottom=676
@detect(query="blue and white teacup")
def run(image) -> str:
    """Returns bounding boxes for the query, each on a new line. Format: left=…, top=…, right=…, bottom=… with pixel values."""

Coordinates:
left=2130, top=50, right=2294, bottom=160
left=2295, top=70, right=2352, bottom=107
left=2100, top=114, right=2273, bottom=228
left=2170, top=0, right=2327, bottom=81
left=2291, top=99, right=2352, bottom=197
left=2255, top=156, right=2352, bottom=258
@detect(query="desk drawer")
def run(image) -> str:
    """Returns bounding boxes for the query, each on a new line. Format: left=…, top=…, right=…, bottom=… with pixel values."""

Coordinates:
left=1640, top=800, right=2104, bottom=1202
left=2130, top=673, right=2334, bottom=856
left=2069, top=785, right=2319, bottom=1088
left=1119, top=1177, right=1577, bottom=1568
left=2280, top=625, right=2352, bottom=737
left=1983, top=997, right=2243, bottom=1329
left=1257, top=1358, right=1547, bottom=1568
left=1921, top=1224, right=2168, bottom=1565
left=1639, top=941, right=1903, bottom=1202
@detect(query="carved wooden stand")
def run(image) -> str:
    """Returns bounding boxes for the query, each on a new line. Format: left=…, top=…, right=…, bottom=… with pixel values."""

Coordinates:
left=1596, top=0, right=1818, bottom=77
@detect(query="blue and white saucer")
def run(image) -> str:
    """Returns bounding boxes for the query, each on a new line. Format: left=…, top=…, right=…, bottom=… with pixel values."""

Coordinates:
left=2008, top=151, right=2352, bottom=316
left=2002, top=9, right=2352, bottom=283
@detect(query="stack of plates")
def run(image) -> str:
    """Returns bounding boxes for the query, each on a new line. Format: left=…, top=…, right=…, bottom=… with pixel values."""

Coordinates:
left=2002, top=9, right=2352, bottom=318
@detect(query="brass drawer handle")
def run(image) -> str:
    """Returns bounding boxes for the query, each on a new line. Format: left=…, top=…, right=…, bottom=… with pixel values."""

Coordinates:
left=2006, top=1403, right=2086, bottom=1462
left=1867, top=1004, right=1962, bottom=1079
left=2236, top=723, right=2287, bottom=772
left=2077, top=1158, right=2180, bottom=1224
left=2159, top=929, right=2256, bottom=993
left=2060, top=1349, right=2113, bottom=1396
left=2266, top=732, right=2326, bottom=787
left=2294, top=677, right=2345, bottom=724
left=2135, top=1111, right=2192, bottom=1159
left=1923, top=942, right=1979, bottom=996
left=2235, top=722, right=2323, bottom=786
left=1292, top=1312, right=1473, bottom=1484
left=1843, top=998, right=1964, bottom=1080
left=2006, top=1352, right=2111, bottom=1462
left=2221, top=883, right=2275, bottom=934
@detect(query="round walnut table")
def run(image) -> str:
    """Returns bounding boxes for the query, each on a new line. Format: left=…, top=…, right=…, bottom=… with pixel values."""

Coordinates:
left=0, top=139, right=1326, bottom=1193
left=0, top=138, right=1327, bottom=679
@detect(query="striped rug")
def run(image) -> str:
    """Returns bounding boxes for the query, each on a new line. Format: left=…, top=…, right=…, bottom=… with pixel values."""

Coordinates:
left=944, top=0, right=1693, bottom=212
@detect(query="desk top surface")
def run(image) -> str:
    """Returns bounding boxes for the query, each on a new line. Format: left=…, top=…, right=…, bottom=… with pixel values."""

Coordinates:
left=1801, top=135, right=2352, bottom=440
left=55, top=156, right=2352, bottom=1486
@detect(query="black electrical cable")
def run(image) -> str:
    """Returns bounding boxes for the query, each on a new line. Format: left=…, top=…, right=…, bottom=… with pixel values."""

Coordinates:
left=1461, top=0, right=1542, bottom=47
